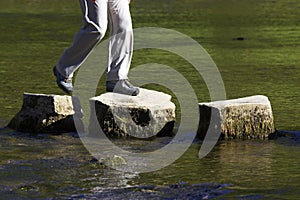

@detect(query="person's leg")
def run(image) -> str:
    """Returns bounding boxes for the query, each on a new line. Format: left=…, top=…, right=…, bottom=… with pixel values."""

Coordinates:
left=56, top=0, right=108, bottom=78
left=105, top=0, right=139, bottom=95
left=106, top=0, right=133, bottom=81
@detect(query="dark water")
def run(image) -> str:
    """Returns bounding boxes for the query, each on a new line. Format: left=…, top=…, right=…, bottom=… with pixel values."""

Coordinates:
left=1, top=0, right=300, bottom=199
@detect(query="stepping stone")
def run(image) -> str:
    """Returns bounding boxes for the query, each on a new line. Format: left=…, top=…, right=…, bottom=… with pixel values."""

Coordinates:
left=8, top=93, right=81, bottom=133
left=89, top=88, right=176, bottom=138
left=198, top=95, right=275, bottom=139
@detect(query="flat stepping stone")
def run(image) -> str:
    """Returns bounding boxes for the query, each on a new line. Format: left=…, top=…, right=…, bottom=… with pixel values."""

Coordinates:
left=198, top=95, right=275, bottom=139
left=8, top=93, right=80, bottom=133
left=89, top=88, right=176, bottom=138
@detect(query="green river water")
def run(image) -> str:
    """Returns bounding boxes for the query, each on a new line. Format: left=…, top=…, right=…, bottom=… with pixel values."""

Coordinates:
left=0, top=0, right=299, bottom=199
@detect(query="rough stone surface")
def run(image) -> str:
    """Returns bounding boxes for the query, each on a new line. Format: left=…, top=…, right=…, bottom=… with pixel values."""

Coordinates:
left=8, top=93, right=81, bottom=133
left=198, top=95, right=275, bottom=139
left=89, top=88, right=176, bottom=137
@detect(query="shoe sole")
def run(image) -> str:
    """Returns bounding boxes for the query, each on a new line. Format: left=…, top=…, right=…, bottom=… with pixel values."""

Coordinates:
left=106, top=81, right=139, bottom=96
left=106, top=87, right=139, bottom=96
left=53, top=67, right=73, bottom=95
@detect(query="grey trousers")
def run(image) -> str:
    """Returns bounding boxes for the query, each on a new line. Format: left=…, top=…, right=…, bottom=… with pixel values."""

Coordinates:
left=56, top=0, right=133, bottom=81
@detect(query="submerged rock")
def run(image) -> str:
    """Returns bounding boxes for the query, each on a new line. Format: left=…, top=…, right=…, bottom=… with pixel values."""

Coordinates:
left=198, top=95, right=275, bottom=139
left=8, top=93, right=81, bottom=133
left=89, top=88, right=176, bottom=138
left=268, top=130, right=300, bottom=141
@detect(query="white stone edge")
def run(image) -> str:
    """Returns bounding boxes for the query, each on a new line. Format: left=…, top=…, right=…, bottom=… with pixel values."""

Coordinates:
left=198, top=95, right=272, bottom=109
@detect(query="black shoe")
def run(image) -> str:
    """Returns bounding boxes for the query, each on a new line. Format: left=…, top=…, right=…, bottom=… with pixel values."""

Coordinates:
left=53, top=66, right=73, bottom=94
left=106, top=79, right=139, bottom=96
